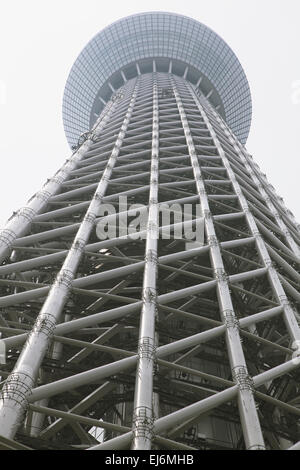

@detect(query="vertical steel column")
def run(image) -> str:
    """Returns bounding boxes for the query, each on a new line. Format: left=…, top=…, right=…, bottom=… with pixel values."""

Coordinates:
left=132, top=75, right=159, bottom=450
left=199, top=96, right=300, bottom=350
left=231, top=130, right=300, bottom=249
left=0, top=79, right=139, bottom=440
left=206, top=98, right=300, bottom=258
left=25, top=312, right=72, bottom=437
left=0, top=98, right=117, bottom=264
left=172, top=78, right=265, bottom=450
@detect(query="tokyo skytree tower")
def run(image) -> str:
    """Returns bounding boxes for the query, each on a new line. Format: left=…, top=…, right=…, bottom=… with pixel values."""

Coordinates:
left=0, top=12, right=299, bottom=450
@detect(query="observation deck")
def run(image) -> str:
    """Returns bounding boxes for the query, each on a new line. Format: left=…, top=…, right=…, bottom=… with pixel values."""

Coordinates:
left=62, top=11, right=252, bottom=148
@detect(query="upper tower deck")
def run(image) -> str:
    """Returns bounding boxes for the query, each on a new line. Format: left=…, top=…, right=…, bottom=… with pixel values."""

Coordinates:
left=62, top=11, right=252, bottom=148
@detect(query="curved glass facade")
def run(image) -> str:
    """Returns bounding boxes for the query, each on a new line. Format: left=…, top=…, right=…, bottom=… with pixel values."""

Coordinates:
left=63, top=12, right=252, bottom=147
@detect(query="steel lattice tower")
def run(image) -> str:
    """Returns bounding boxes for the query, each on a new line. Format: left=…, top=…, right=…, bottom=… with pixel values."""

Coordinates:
left=0, top=12, right=300, bottom=451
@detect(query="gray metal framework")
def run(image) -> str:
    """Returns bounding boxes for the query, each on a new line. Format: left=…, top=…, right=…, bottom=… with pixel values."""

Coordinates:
left=0, top=13, right=300, bottom=451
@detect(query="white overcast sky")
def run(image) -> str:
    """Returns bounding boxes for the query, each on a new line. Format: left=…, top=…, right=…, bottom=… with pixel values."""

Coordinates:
left=0, top=0, right=299, bottom=226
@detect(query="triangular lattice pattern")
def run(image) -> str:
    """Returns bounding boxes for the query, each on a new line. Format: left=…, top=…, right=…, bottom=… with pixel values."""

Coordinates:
left=0, top=73, right=299, bottom=450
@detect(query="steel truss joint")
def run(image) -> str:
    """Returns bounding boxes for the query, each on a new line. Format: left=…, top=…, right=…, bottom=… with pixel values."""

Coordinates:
left=145, top=249, right=158, bottom=264
left=0, top=372, right=34, bottom=408
left=203, top=209, right=212, bottom=219
left=0, top=229, right=17, bottom=248
left=16, top=207, right=36, bottom=221
left=36, top=190, right=52, bottom=202
left=224, top=310, right=240, bottom=330
left=208, top=235, right=219, bottom=247
left=232, top=366, right=254, bottom=392
left=83, top=213, right=97, bottom=226
left=138, top=337, right=156, bottom=361
left=132, top=406, right=154, bottom=441
left=55, top=268, right=74, bottom=288
left=31, top=312, right=57, bottom=338
left=214, top=268, right=228, bottom=283
left=71, top=238, right=86, bottom=253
